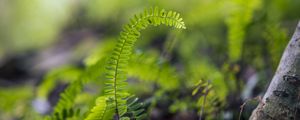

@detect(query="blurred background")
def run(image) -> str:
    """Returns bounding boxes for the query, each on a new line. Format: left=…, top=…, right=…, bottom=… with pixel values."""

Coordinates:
left=0, top=0, right=300, bottom=119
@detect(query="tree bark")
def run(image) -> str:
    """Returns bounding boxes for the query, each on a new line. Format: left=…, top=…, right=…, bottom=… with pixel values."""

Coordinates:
left=250, top=21, right=300, bottom=120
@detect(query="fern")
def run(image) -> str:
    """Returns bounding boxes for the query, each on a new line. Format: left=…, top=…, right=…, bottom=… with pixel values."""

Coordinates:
left=47, top=58, right=107, bottom=119
left=45, top=108, right=80, bottom=120
left=84, top=96, right=115, bottom=120
left=36, top=66, right=82, bottom=102
left=85, top=96, right=146, bottom=120
left=53, top=79, right=84, bottom=116
left=86, top=6, right=185, bottom=120
left=34, top=66, right=83, bottom=119
left=124, top=96, right=147, bottom=120
left=192, top=80, right=224, bottom=120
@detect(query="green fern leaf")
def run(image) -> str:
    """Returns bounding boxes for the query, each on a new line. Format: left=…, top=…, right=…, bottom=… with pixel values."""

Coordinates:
left=84, top=96, right=115, bottom=120
left=124, top=96, right=147, bottom=120
left=86, top=6, right=186, bottom=120
left=45, top=108, right=80, bottom=120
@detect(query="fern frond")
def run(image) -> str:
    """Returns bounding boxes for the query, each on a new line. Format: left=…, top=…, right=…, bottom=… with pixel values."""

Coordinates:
left=48, top=58, right=107, bottom=119
left=33, top=66, right=84, bottom=119
left=84, top=96, right=115, bottom=120
left=193, top=79, right=224, bottom=120
left=124, top=97, right=147, bottom=120
left=36, top=66, right=82, bottom=100
left=87, top=6, right=186, bottom=119
left=45, top=108, right=80, bottom=120
left=53, top=79, right=84, bottom=114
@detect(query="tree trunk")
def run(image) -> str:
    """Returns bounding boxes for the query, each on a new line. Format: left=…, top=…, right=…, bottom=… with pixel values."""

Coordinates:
left=250, top=21, right=300, bottom=120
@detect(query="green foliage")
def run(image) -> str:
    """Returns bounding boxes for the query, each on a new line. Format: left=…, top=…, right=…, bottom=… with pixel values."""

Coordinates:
left=84, top=39, right=116, bottom=67
left=123, top=96, right=147, bottom=120
left=48, top=58, right=107, bottom=119
left=0, top=86, right=33, bottom=119
left=42, top=6, right=186, bottom=120
left=264, top=23, right=288, bottom=69
left=45, top=108, right=80, bottom=120
left=37, top=66, right=82, bottom=100
left=84, top=96, right=114, bottom=120
left=53, top=79, right=83, bottom=117
left=192, top=80, right=224, bottom=120
left=2, top=0, right=300, bottom=119
left=226, top=0, right=262, bottom=62
left=186, top=59, right=228, bottom=101
left=128, top=51, right=179, bottom=91
left=86, top=6, right=185, bottom=119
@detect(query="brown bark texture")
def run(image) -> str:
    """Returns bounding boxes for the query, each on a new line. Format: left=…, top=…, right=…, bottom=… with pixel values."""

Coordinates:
left=250, top=21, right=300, bottom=120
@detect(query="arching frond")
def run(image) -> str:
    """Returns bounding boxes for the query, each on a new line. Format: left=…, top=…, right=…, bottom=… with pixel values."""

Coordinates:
left=86, top=6, right=186, bottom=120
